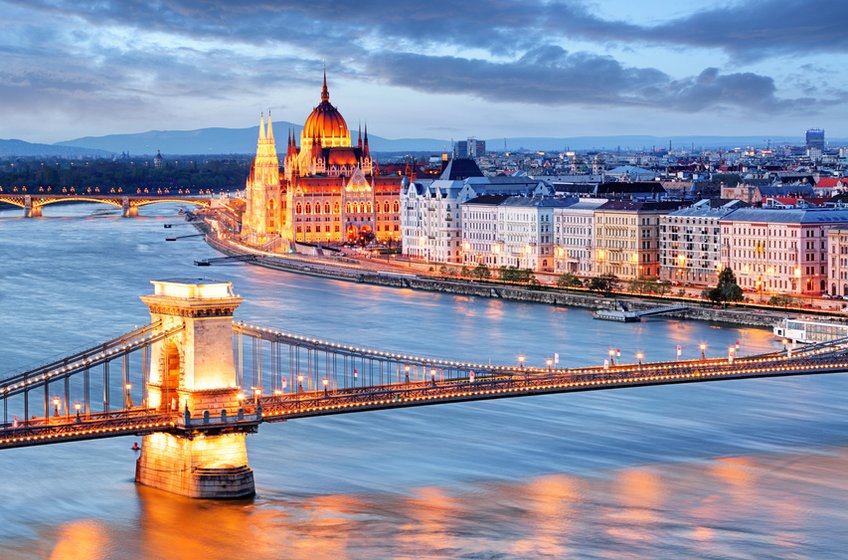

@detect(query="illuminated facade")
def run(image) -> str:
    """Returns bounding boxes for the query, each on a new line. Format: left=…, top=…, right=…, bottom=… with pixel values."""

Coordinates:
left=242, top=72, right=402, bottom=246
left=720, top=208, right=848, bottom=296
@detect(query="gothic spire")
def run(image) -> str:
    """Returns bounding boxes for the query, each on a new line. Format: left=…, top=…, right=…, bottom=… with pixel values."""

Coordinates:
left=321, top=65, right=329, bottom=102
left=266, top=110, right=274, bottom=141
left=259, top=112, right=266, bottom=141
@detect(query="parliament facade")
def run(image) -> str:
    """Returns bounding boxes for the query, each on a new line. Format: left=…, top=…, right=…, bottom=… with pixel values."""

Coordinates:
left=242, top=72, right=402, bottom=247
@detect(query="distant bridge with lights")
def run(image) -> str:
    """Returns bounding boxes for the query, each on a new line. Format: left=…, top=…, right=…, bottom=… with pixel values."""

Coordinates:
left=0, top=279, right=845, bottom=498
left=0, top=192, right=212, bottom=217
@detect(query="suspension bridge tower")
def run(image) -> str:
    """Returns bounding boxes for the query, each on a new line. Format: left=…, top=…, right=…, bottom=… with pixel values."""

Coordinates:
left=135, top=279, right=255, bottom=498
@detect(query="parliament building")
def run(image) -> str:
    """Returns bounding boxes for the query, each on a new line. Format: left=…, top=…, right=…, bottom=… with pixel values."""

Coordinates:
left=242, top=72, right=402, bottom=247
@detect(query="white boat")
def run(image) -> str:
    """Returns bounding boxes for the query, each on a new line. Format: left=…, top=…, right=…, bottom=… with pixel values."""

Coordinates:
left=773, top=317, right=848, bottom=344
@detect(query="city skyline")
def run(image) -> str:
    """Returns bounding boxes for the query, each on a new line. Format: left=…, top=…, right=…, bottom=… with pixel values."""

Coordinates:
left=1, top=0, right=846, bottom=143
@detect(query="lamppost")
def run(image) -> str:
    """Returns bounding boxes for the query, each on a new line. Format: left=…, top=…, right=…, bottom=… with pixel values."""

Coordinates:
left=608, top=348, right=615, bottom=366
left=297, top=374, right=304, bottom=394
left=254, top=388, right=262, bottom=407
left=74, top=402, right=81, bottom=422
left=518, top=355, right=526, bottom=370
left=430, top=368, right=437, bottom=386
left=700, top=343, right=707, bottom=361
left=52, top=397, right=60, bottom=418
left=545, top=358, right=553, bottom=370
left=404, top=364, right=410, bottom=384
left=636, top=352, right=644, bottom=366
left=322, top=378, right=329, bottom=396
left=125, top=383, right=133, bottom=408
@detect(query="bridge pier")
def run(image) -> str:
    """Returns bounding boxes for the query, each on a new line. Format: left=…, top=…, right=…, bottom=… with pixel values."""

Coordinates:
left=23, top=196, right=42, bottom=218
left=136, top=279, right=254, bottom=499
left=122, top=197, right=138, bottom=217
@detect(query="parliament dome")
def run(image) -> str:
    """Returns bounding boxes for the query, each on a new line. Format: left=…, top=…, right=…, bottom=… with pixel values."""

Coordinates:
left=301, top=71, right=351, bottom=149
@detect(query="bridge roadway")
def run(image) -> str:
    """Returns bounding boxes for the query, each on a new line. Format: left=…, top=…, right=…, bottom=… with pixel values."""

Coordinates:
left=3, top=335, right=848, bottom=449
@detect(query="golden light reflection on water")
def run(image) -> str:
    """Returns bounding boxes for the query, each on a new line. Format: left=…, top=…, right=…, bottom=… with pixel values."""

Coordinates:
left=511, top=474, right=578, bottom=557
left=49, top=520, right=109, bottom=560
left=608, top=469, right=664, bottom=544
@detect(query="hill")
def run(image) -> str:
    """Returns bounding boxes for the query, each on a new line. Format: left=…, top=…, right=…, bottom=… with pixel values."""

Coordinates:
left=0, top=139, right=112, bottom=158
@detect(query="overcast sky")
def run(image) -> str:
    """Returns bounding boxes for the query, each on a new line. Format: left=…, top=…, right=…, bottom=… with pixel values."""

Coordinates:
left=2, top=0, right=846, bottom=143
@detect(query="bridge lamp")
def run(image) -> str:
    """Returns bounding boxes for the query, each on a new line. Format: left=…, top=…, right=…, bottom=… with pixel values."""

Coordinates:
left=430, top=368, right=437, bottom=386
left=297, top=374, right=304, bottom=393
left=74, top=402, right=81, bottom=421
left=546, top=358, right=553, bottom=370
left=699, top=343, right=707, bottom=360
left=254, top=388, right=262, bottom=405
left=636, top=352, right=644, bottom=366
left=404, top=364, right=410, bottom=384
left=236, top=392, right=245, bottom=405
left=322, top=378, right=329, bottom=396
left=125, top=383, right=133, bottom=407
left=608, top=348, right=615, bottom=366
left=52, top=397, right=60, bottom=417
left=518, top=355, right=526, bottom=370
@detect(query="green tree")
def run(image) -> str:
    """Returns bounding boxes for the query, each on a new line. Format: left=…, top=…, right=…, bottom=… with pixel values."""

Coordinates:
left=471, top=262, right=491, bottom=279
left=587, top=274, right=618, bottom=295
left=556, top=273, right=583, bottom=288
left=704, top=267, right=744, bottom=304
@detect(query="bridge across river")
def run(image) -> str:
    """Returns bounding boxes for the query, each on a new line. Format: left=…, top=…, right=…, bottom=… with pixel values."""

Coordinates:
left=1, top=279, right=845, bottom=498
left=0, top=192, right=211, bottom=217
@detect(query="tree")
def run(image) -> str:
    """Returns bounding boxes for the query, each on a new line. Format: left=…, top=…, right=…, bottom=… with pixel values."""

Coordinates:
left=704, top=267, right=743, bottom=305
left=471, top=262, right=491, bottom=280
left=587, top=274, right=618, bottom=295
left=499, top=266, right=534, bottom=283
left=556, top=273, right=583, bottom=288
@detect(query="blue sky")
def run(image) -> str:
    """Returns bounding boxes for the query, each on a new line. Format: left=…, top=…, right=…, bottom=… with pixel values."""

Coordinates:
left=1, top=0, right=846, bottom=143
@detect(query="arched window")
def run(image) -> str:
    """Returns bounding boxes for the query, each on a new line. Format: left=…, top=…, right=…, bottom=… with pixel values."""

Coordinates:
left=346, top=202, right=352, bottom=213
left=296, top=202, right=302, bottom=214
left=393, top=201, right=400, bottom=213
left=334, top=202, right=340, bottom=214
left=384, top=201, right=390, bottom=214
left=354, top=202, right=361, bottom=214
left=325, top=202, right=331, bottom=214
left=305, top=202, right=312, bottom=214
left=366, top=202, right=373, bottom=214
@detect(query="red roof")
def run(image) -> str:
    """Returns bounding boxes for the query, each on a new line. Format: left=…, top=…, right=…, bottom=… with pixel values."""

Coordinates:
left=817, top=177, right=840, bottom=188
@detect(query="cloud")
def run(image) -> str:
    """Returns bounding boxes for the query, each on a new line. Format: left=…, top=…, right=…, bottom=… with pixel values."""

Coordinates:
left=368, top=48, right=824, bottom=113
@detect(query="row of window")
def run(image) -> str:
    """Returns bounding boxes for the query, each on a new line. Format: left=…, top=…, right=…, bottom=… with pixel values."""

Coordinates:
left=294, top=200, right=401, bottom=215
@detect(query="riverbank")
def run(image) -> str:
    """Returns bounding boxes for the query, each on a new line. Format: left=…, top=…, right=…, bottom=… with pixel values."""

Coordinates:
left=192, top=219, right=804, bottom=329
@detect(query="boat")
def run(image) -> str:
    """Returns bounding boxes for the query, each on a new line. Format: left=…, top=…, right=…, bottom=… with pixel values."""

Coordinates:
left=773, top=317, right=848, bottom=344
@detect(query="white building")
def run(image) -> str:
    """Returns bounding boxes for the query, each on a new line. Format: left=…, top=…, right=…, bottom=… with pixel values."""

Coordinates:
left=402, top=158, right=551, bottom=264
left=552, top=198, right=607, bottom=276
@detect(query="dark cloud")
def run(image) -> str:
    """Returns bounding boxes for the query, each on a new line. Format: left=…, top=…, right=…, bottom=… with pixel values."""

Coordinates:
left=8, top=0, right=848, bottom=59
left=368, top=49, right=823, bottom=113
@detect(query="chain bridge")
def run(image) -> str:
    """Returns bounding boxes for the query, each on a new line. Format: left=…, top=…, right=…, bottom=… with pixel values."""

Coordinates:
left=1, top=279, right=846, bottom=498
left=0, top=192, right=211, bottom=217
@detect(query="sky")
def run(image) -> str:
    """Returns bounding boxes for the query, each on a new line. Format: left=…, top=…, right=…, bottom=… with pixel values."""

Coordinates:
left=1, top=0, right=846, bottom=144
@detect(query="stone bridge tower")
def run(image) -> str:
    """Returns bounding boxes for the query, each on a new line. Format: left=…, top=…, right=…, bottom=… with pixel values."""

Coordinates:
left=135, top=279, right=255, bottom=498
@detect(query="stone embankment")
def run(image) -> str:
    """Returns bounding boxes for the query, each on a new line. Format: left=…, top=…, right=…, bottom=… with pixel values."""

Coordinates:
left=195, top=224, right=794, bottom=329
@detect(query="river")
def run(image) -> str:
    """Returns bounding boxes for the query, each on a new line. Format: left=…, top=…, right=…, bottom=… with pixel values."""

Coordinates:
left=1, top=203, right=847, bottom=559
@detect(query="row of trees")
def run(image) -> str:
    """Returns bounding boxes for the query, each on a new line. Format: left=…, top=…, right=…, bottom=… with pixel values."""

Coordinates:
left=442, top=261, right=747, bottom=305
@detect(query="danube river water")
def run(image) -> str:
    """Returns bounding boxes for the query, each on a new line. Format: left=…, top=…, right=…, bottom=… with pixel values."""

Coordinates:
left=2, top=203, right=848, bottom=559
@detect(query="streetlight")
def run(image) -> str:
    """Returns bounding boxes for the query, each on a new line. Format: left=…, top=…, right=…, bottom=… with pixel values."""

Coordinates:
left=699, top=343, right=707, bottom=360
left=322, top=378, right=329, bottom=396
left=518, top=355, right=525, bottom=370
left=404, top=364, right=410, bottom=384
left=546, top=358, right=553, bottom=370
left=430, top=368, right=437, bottom=386
left=608, top=348, right=615, bottom=366
left=74, top=402, right=81, bottom=422
left=125, top=383, right=133, bottom=408
left=254, top=388, right=262, bottom=406
left=636, top=352, right=644, bottom=366
left=297, top=374, right=304, bottom=394
left=52, top=397, right=60, bottom=417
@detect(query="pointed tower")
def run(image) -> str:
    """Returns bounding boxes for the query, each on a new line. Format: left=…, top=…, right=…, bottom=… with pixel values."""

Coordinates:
left=243, top=111, right=281, bottom=244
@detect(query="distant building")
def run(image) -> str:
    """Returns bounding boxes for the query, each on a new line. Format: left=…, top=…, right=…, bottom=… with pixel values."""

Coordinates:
left=806, top=128, right=825, bottom=151
left=453, top=138, right=486, bottom=159
left=153, top=150, right=164, bottom=169
left=827, top=228, right=848, bottom=297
